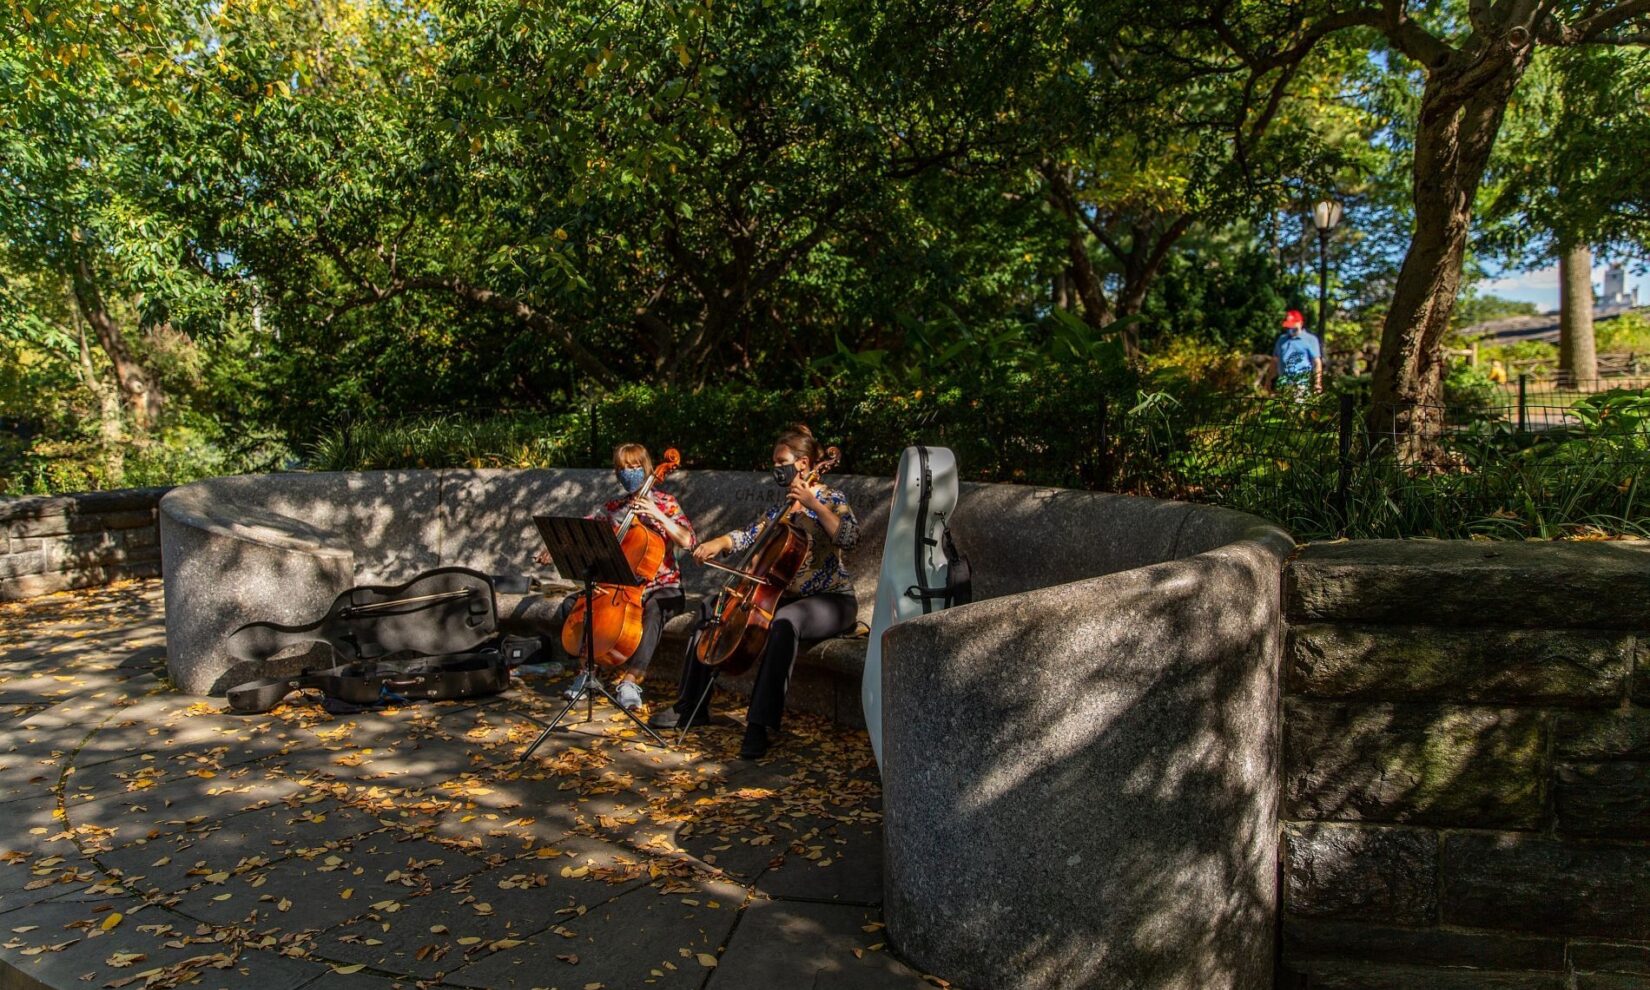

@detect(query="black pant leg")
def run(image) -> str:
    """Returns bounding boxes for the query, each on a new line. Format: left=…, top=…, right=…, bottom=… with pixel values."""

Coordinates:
left=745, top=593, right=858, bottom=730
left=746, top=618, right=799, bottom=730
left=544, top=593, right=578, bottom=661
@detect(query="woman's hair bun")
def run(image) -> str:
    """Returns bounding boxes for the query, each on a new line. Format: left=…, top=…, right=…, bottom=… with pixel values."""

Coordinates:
left=774, top=423, right=823, bottom=462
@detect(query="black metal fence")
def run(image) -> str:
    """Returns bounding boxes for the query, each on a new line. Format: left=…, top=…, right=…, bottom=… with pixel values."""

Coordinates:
left=1498, top=373, right=1650, bottom=430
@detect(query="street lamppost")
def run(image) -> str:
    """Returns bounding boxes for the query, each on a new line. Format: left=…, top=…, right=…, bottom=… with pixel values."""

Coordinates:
left=1313, top=198, right=1343, bottom=374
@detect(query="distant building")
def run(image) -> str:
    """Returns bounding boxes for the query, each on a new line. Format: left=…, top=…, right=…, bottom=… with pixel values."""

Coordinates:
left=1600, top=263, right=1639, bottom=311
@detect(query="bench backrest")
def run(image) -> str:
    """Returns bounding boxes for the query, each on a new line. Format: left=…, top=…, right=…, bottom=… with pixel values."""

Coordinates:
left=165, top=468, right=1270, bottom=633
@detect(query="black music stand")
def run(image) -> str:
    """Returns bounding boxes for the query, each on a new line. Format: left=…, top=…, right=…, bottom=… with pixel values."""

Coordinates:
left=518, top=516, right=668, bottom=763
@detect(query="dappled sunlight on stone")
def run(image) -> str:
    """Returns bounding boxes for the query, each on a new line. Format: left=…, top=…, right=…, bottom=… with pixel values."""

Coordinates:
left=883, top=501, right=1289, bottom=990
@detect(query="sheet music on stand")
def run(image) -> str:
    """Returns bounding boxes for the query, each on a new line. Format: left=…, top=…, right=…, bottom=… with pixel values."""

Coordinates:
left=533, top=516, right=642, bottom=589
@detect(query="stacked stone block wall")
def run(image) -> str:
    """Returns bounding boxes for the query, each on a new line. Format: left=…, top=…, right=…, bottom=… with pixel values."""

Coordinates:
left=0, top=487, right=171, bottom=601
left=1282, top=540, right=1650, bottom=989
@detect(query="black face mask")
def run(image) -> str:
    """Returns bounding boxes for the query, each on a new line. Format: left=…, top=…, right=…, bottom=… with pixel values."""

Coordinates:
left=771, top=463, right=799, bottom=487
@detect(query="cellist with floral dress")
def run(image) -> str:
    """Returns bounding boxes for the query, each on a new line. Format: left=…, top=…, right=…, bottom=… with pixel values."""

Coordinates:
left=650, top=424, right=859, bottom=759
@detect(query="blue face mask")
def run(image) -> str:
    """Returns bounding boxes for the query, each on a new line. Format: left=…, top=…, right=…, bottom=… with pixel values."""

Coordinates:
left=617, top=467, right=647, bottom=493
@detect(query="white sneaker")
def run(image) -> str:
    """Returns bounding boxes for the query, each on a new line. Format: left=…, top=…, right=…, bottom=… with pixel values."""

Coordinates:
left=562, top=672, right=592, bottom=700
left=615, top=680, right=643, bottom=711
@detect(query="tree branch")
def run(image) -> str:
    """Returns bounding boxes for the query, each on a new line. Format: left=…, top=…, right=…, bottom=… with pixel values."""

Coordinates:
left=323, top=272, right=615, bottom=385
left=748, top=203, right=843, bottom=296
left=1380, top=1, right=1459, bottom=67
left=1467, top=0, right=1497, bottom=36
left=1567, top=0, right=1650, bottom=41
left=662, top=218, right=717, bottom=305
left=317, top=237, right=374, bottom=295
left=1043, top=164, right=1128, bottom=263
left=1142, top=214, right=1197, bottom=286
left=1041, top=165, right=1115, bottom=324
left=1257, top=6, right=1386, bottom=70
left=1248, top=60, right=1303, bottom=145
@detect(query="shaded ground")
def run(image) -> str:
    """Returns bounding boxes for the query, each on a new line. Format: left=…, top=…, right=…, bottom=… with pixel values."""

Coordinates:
left=0, top=581, right=932, bottom=990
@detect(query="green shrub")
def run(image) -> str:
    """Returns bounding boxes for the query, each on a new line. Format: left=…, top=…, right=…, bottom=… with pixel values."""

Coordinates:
left=1598, top=311, right=1650, bottom=354
left=0, top=410, right=292, bottom=497
left=1473, top=338, right=1558, bottom=375
left=1443, top=360, right=1502, bottom=413
left=310, top=373, right=1127, bottom=491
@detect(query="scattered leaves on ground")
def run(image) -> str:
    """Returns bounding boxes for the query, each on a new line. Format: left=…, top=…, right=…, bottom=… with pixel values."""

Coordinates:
left=0, top=581, right=902, bottom=987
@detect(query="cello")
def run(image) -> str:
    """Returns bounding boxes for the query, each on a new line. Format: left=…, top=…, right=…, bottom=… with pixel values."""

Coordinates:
left=560, top=448, right=681, bottom=667
left=694, top=445, right=841, bottom=676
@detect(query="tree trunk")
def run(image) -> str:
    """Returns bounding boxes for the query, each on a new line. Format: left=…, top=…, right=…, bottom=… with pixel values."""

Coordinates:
left=1053, top=271, right=1071, bottom=311
left=1559, top=241, right=1598, bottom=388
left=1043, top=166, right=1128, bottom=356
left=1064, top=229, right=1115, bottom=330
left=73, top=318, right=124, bottom=485
left=69, top=254, right=162, bottom=430
left=1114, top=280, right=1153, bottom=363
left=1370, top=44, right=1531, bottom=461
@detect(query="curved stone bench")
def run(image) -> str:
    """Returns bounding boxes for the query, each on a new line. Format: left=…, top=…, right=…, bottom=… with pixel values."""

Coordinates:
left=882, top=494, right=1291, bottom=990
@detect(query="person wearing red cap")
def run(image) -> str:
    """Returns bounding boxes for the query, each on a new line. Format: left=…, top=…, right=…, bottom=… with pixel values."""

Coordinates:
left=1269, top=309, right=1322, bottom=395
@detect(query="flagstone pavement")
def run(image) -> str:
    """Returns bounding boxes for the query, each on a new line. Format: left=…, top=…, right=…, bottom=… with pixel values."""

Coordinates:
left=0, top=581, right=936, bottom=990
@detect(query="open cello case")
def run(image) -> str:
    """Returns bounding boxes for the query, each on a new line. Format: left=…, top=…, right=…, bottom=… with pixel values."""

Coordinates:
left=224, top=567, right=513, bottom=714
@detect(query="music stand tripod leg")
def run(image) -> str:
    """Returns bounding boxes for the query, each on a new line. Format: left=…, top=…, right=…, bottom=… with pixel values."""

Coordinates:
left=573, top=577, right=669, bottom=747
left=518, top=684, right=584, bottom=764
left=518, top=577, right=600, bottom=765
left=583, top=674, right=671, bottom=748
left=677, top=668, right=718, bottom=748
left=520, top=578, right=672, bottom=762
left=584, top=580, right=597, bottom=724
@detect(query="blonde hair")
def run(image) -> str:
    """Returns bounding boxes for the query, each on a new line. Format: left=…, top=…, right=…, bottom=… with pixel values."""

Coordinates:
left=611, top=443, right=653, bottom=473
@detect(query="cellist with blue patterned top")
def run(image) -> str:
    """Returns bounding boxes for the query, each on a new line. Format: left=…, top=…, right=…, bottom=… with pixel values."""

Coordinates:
left=650, top=424, right=860, bottom=759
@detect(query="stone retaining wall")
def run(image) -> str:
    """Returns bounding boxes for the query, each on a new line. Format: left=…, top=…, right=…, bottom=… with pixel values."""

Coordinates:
left=1281, top=540, right=1650, bottom=990
left=0, top=487, right=170, bottom=601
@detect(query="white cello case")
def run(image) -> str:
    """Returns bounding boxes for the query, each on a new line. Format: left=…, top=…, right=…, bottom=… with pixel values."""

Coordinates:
left=864, top=445, right=961, bottom=770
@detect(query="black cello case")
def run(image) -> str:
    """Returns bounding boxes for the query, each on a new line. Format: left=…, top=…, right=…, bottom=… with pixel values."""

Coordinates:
left=223, top=567, right=511, bottom=714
